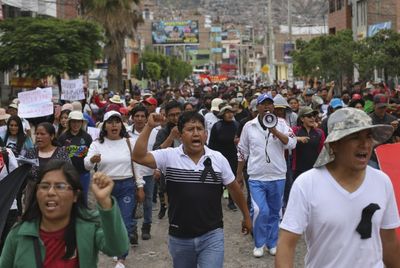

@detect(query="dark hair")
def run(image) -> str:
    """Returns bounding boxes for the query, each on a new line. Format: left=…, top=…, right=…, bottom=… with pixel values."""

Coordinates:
left=130, top=104, right=148, bottom=118
left=22, top=160, right=86, bottom=260
left=349, top=99, right=365, bottom=108
left=177, top=111, right=205, bottom=133
left=183, top=102, right=194, bottom=111
left=165, top=100, right=182, bottom=115
left=4, top=115, right=27, bottom=155
left=57, top=110, right=70, bottom=138
left=98, top=116, right=129, bottom=143
left=37, top=122, right=58, bottom=146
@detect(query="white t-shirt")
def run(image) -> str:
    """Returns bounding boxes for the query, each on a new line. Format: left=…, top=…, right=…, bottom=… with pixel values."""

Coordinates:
left=281, top=166, right=400, bottom=268
left=204, top=112, right=219, bottom=144
left=84, top=137, right=144, bottom=180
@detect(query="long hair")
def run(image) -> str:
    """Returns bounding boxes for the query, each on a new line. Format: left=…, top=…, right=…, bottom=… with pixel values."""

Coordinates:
left=98, top=116, right=129, bottom=143
left=4, top=115, right=27, bottom=155
left=22, top=160, right=87, bottom=259
left=56, top=110, right=71, bottom=138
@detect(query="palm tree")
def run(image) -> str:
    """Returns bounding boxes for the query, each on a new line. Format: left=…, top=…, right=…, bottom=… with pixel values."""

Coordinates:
left=82, top=0, right=143, bottom=92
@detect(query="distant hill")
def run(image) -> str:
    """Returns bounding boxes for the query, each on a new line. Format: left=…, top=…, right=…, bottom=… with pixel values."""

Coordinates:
left=158, top=0, right=328, bottom=28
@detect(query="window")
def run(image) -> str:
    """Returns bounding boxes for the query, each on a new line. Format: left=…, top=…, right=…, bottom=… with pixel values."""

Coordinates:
left=336, top=0, right=344, bottom=10
left=329, top=0, right=336, bottom=13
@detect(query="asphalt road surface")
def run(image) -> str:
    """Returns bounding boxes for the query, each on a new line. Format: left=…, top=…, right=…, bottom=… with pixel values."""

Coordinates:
left=97, top=198, right=307, bottom=268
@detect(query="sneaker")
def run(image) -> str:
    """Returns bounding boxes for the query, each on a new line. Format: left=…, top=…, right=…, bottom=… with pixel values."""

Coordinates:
left=227, top=202, right=238, bottom=211
left=253, top=246, right=264, bottom=258
left=268, top=247, right=277, bottom=256
left=158, top=205, right=167, bottom=219
left=115, top=261, right=125, bottom=268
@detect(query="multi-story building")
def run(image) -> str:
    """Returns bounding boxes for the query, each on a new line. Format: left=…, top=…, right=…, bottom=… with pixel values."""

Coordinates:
left=328, top=0, right=352, bottom=34
left=350, top=0, right=398, bottom=39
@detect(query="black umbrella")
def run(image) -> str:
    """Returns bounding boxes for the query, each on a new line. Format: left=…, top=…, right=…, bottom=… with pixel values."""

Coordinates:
left=0, top=163, right=33, bottom=238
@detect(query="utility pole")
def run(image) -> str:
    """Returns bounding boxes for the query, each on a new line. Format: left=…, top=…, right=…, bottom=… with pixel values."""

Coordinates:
left=287, top=0, right=294, bottom=88
left=267, top=0, right=275, bottom=84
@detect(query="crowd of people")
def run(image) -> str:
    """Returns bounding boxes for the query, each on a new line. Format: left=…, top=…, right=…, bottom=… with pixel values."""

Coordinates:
left=0, top=78, right=399, bottom=267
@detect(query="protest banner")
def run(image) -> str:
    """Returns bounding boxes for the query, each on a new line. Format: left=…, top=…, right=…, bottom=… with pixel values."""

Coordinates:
left=18, top=87, right=53, bottom=118
left=61, top=78, right=85, bottom=101
left=87, top=126, right=100, bottom=140
left=376, top=143, right=400, bottom=238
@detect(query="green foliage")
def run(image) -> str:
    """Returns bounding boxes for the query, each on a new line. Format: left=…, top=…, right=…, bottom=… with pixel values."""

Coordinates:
left=354, top=30, right=400, bottom=80
left=0, top=17, right=103, bottom=79
left=133, top=50, right=192, bottom=84
left=292, top=30, right=355, bottom=82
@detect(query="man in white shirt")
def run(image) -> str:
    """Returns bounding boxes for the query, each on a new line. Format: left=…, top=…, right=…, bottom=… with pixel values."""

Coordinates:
left=237, top=93, right=296, bottom=257
left=276, top=107, right=400, bottom=268
left=204, top=98, right=223, bottom=144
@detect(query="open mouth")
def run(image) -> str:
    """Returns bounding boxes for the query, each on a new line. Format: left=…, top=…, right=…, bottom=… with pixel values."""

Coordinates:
left=192, top=139, right=202, bottom=146
left=355, top=152, right=368, bottom=161
left=45, top=201, right=58, bottom=210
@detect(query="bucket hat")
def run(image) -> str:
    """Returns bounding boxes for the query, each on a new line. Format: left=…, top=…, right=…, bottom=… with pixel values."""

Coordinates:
left=273, top=94, right=290, bottom=109
left=298, top=106, right=318, bottom=118
left=109, top=94, right=123, bottom=104
left=218, top=105, right=235, bottom=117
left=314, top=107, right=394, bottom=167
left=68, top=111, right=85, bottom=121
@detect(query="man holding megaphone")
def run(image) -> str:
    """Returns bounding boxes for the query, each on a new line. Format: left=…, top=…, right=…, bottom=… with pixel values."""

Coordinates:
left=237, top=93, right=297, bottom=258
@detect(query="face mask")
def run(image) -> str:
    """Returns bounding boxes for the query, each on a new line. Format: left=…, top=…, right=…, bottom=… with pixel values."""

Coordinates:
left=237, top=97, right=243, bottom=102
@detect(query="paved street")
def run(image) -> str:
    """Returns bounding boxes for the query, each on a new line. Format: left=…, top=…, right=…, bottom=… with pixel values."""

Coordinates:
left=98, top=198, right=307, bottom=268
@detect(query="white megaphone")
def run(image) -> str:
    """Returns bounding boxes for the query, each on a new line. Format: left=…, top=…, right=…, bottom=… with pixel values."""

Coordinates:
left=262, top=112, right=278, bottom=129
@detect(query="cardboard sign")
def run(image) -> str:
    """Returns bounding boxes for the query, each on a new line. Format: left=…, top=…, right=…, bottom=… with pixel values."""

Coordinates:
left=61, top=79, right=85, bottom=101
left=87, top=126, right=100, bottom=140
left=18, top=87, right=53, bottom=118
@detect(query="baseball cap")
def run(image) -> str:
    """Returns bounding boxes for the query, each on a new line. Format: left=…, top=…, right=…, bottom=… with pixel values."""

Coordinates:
left=329, top=98, right=344, bottom=109
left=314, top=107, right=394, bottom=167
left=305, top=88, right=315, bottom=96
left=257, top=93, right=273, bottom=105
left=103, top=110, right=122, bottom=122
left=373, top=94, right=388, bottom=108
left=143, top=97, right=158, bottom=106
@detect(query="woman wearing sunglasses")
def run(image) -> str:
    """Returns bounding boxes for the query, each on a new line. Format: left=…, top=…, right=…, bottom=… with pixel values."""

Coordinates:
left=0, top=160, right=129, bottom=267
left=292, top=107, right=326, bottom=180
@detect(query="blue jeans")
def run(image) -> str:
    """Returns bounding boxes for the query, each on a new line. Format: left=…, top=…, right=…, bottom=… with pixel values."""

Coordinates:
left=249, top=179, right=285, bottom=249
left=168, top=228, right=224, bottom=268
left=79, top=172, right=90, bottom=205
left=112, top=178, right=136, bottom=259
left=133, top=175, right=155, bottom=228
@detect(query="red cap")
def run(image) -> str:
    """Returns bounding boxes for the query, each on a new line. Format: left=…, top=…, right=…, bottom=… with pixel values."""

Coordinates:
left=143, top=97, right=158, bottom=106
left=352, top=93, right=362, bottom=100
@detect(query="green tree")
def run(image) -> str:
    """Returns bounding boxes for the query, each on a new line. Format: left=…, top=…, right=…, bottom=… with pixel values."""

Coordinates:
left=0, top=17, right=102, bottom=81
left=355, top=29, right=400, bottom=81
left=133, top=50, right=192, bottom=84
left=133, top=61, right=161, bottom=81
left=83, top=0, right=143, bottom=92
left=292, top=30, right=355, bottom=84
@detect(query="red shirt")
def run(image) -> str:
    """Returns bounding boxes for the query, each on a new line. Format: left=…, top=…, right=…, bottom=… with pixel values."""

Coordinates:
left=39, top=227, right=79, bottom=268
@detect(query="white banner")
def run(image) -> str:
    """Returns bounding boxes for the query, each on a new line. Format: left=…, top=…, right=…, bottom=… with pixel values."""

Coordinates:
left=87, top=126, right=100, bottom=140
left=18, top=102, right=53, bottom=118
left=61, top=79, right=85, bottom=101
left=17, top=87, right=53, bottom=118
left=18, top=87, right=52, bottom=105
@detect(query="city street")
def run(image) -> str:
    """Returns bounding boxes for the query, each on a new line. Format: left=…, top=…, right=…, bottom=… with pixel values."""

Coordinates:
left=98, top=198, right=307, bottom=268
